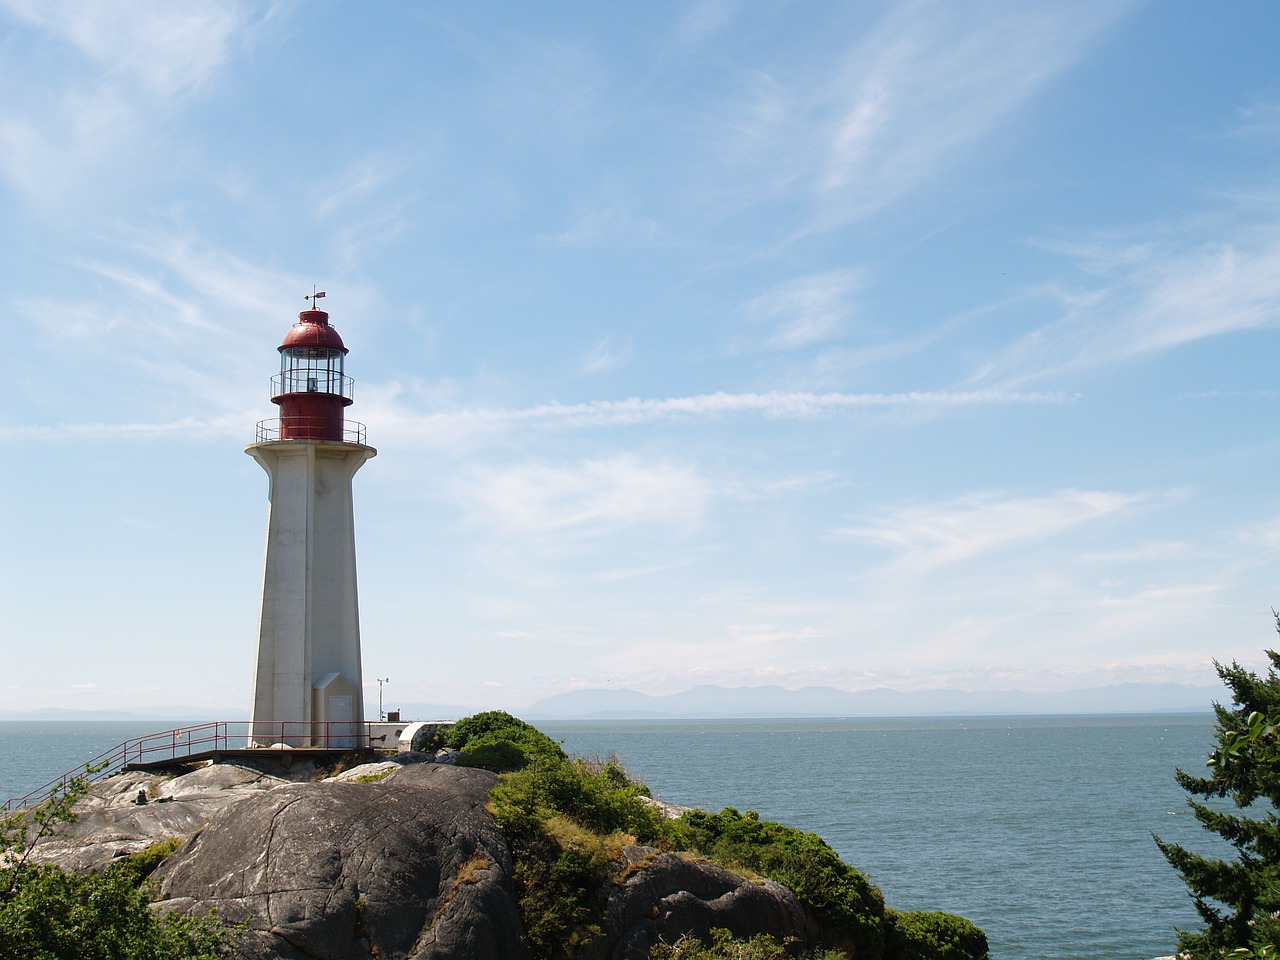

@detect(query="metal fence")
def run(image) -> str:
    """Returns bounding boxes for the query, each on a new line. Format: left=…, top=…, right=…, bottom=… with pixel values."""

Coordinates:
left=271, top=371, right=355, bottom=401
left=254, top=418, right=367, bottom=444
left=2, top=720, right=378, bottom=813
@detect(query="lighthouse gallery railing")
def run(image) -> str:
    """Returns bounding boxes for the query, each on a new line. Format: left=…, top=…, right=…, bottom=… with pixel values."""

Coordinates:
left=2, top=720, right=382, bottom=812
left=255, top=418, right=367, bottom=444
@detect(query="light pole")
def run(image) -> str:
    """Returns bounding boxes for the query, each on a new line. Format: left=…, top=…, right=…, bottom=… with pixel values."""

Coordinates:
left=377, top=677, right=390, bottom=722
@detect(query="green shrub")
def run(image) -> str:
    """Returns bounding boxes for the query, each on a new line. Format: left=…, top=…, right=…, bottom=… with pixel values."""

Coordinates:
left=118, top=837, right=185, bottom=884
left=447, top=711, right=563, bottom=754
left=649, top=927, right=845, bottom=959
left=665, top=807, right=885, bottom=960
left=448, top=711, right=565, bottom=772
left=458, top=738, right=530, bottom=773
left=492, top=756, right=661, bottom=841
left=0, top=768, right=239, bottom=959
left=488, top=754, right=663, bottom=959
left=0, top=864, right=235, bottom=960
left=884, top=910, right=989, bottom=960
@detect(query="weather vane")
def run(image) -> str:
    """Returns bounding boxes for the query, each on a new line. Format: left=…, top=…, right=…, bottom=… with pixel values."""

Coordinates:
left=305, top=285, right=326, bottom=306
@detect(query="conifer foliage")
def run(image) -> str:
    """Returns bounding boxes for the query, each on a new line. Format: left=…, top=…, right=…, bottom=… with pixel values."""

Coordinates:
left=1156, top=638, right=1280, bottom=958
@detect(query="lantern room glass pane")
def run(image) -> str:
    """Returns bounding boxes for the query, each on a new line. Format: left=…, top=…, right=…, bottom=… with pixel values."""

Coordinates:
left=280, top=347, right=346, bottom=395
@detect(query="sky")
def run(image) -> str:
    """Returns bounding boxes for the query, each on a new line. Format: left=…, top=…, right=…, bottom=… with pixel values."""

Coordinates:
left=2, top=1, right=1280, bottom=716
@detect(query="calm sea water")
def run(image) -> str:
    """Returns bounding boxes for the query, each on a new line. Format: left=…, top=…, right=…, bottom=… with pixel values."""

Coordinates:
left=1, top=715, right=1224, bottom=960
left=539, top=715, right=1221, bottom=960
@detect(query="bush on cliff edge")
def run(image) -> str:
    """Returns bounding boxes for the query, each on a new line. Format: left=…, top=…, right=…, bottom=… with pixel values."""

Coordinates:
left=883, top=910, right=989, bottom=960
left=489, top=751, right=663, bottom=958
left=459, top=711, right=988, bottom=960
left=666, top=806, right=886, bottom=959
left=449, top=710, right=567, bottom=772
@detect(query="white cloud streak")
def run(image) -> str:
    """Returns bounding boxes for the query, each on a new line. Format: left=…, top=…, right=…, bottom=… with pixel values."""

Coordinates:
left=0, top=1, right=254, bottom=200
left=0, top=415, right=246, bottom=442
left=833, top=489, right=1145, bottom=567
left=6, top=386, right=1076, bottom=443
left=987, top=232, right=1280, bottom=385
left=456, top=455, right=708, bottom=542
left=577, top=337, right=634, bottom=376
left=0, top=0, right=244, bottom=98
left=695, top=2, right=1133, bottom=236
left=13, top=239, right=313, bottom=410
left=812, top=0, right=1134, bottom=227
left=746, top=269, right=861, bottom=350
left=383, top=387, right=1077, bottom=435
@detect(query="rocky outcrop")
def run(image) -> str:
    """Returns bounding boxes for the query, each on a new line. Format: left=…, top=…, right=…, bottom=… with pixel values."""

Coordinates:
left=157, top=762, right=526, bottom=960
left=25, top=756, right=835, bottom=960
left=26, top=759, right=321, bottom=873
left=597, top=847, right=819, bottom=960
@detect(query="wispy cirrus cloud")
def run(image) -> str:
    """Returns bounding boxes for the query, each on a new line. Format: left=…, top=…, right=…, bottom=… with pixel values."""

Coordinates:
left=455, top=454, right=708, bottom=543
left=707, top=1, right=1135, bottom=231
left=8, top=237, right=314, bottom=421
left=6, top=385, right=1076, bottom=444
left=0, top=415, right=247, bottom=443
left=983, top=230, right=1280, bottom=386
left=744, top=269, right=862, bottom=351
left=0, top=0, right=248, bottom=98
left=24, top=246, right=304, bottom=350
left=577, top=336, right=634, bottom=376
left=311, top=154, right=422, bottom=267
left=438, top=386, right=1074, bottom=424
left=814, top=0, right=1135, bottom=225
left=1229, top=97, right=1280, bottom=141
left=0, top=1, right=260, bottom=201
left=366, top=386, right=1077, bottom=445
left=832, top=489, right=1147, bottom=568
left=537, top=207, right=661, bottom=248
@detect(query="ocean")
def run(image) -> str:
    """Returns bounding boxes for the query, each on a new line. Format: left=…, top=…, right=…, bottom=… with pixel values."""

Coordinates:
left=1, top=714, right=1223, bottom=960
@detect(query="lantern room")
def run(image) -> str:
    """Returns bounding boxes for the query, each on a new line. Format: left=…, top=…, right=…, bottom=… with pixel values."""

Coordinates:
left=267, top=308, right=357, bottom=442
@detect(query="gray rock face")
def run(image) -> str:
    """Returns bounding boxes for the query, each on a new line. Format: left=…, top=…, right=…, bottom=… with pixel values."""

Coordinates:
left=26, top=761, right=309, bottom=873
left=156, top=763, right=527, bottom=960
left=25, top=757, right=834, bottom=960
left=595, top=847, right=819, bottom=960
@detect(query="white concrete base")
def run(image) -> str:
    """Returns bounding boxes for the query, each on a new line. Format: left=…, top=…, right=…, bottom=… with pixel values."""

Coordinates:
left=247, top=439, right=375, bottom=746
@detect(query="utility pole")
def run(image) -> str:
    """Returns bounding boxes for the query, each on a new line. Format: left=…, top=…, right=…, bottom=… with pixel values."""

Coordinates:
left=377, top=677, right=390, bottom=722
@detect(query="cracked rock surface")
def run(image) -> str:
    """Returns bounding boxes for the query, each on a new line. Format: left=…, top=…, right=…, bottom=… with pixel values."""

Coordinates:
left=156, top=762, right=526, bottom=960
left=28, top=758, right=832, bottom=960
left=589, top=847, right=819, bottom=960
left=25, top=761, right=310, bottom=873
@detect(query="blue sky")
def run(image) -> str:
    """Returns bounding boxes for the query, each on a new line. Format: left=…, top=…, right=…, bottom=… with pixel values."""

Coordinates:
left=2, top=1, right=1279, bottom=715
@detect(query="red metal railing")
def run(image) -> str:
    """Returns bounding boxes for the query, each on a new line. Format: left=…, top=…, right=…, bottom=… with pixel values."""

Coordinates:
left=2, top=721, right=376, bottom=813
left=271, top=371, right=355, bottom=401
left=254, top=418, right=367, bottom=444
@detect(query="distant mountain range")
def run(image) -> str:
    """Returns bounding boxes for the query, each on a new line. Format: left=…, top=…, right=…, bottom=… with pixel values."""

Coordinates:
left=520, top=683, right=1224, bottom=719
left=0, top=683, right=1224, bottom=723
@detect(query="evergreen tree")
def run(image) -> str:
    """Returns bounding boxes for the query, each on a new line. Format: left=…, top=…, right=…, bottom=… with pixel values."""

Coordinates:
left=1156, top=639, right=1280, bottom=957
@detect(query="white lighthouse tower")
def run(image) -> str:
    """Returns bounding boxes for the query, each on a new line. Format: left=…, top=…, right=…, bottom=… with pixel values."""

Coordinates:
left=247, top=295, right=376, bottom=747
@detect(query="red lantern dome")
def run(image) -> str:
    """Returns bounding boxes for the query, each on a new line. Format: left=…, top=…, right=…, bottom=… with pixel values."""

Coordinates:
left=268, top=308, right=356, bottom=442
left=281, top=309, right=348, bottom=352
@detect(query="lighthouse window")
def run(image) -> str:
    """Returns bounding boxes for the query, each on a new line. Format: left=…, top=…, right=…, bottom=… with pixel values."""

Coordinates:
left=277, top=346, right=349, bottom=398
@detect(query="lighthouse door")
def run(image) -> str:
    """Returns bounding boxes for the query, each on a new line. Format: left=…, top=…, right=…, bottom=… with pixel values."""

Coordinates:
left=328, top=695, right=354, bottom=748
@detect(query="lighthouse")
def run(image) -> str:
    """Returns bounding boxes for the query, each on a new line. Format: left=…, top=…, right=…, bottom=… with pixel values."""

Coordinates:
left=247, top=295, right=376, bottom=747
